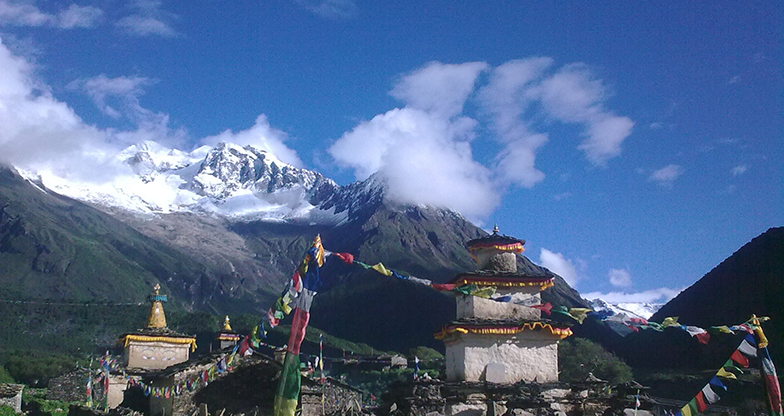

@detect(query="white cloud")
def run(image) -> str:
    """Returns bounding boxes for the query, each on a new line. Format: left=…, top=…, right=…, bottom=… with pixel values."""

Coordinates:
left=294, top=0, right=358, bottom=20
left=329, top=62, right=499, bottom=220
left=68, top=74, right=157, bottom=119
left=553, top=192, right=571, bottom=201
left=539, top=248, right=580, bottom=288
left=0, top=37, right=301, bottom=186
left=391, top=61, right=488, bottom=119
left=608, top=268, right=632, bottom=287
left=478, top=58, right=552, bottom=187
left=581, top=287, right=683, bottom=304
left=57, top=4, right=102, bottom=28
left=329, top=107, right=498, bottom=220
left=330, top=59, right=633, bottom=220
left=731, top=165, right=748, bottom=176
left=0, top=36, right=114, bottom=176
left=535, top=64, right=634, bottom=165
left=199, top=114, right=302, bottom=167
left=648, top=164, right=683, bottom=187
left=478, top=59, right=633, bottom=190
left=116, top=0, right=177, bottom=37
left=0, top=1, right=102, bottom=29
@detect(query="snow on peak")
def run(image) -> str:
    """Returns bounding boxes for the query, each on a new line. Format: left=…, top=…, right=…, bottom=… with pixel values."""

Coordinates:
left=23, top=140, right=347, bottom=223
left=588, top=298, right=663, bottom=320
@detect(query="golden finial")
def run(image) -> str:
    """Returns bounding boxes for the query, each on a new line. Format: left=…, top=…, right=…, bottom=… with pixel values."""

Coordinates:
left=146, top=283, right=168, bottom=329
left=492, top=224, right=499, bottom=235
left=222, top=315, right=233, bottom=331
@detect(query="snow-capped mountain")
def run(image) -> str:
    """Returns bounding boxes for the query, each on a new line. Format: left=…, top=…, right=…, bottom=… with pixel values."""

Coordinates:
left=588, top=298, right=663, bottom=320
left=19, top=140, right=387, bottom=224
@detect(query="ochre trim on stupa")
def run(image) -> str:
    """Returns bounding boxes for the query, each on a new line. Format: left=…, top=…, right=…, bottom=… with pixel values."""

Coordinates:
left=434, top=322, right=572, bottom=340
left=452, top=276, right=554, bottom=289
left=122, top=334, right=197, bottom=351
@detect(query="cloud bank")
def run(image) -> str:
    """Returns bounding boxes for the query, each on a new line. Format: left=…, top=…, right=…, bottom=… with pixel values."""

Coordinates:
left=330, top=59, right=634, bottom=221
left=581, top=287, right=683, bottom=304
left=0, top=38, right=299, bottom=183
left=539, top=248, right=580, bottom=288
left=0, top=1, right=103, bottom=29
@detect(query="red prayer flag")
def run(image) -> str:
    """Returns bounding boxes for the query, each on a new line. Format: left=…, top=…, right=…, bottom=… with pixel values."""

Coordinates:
left=333, top=252, right=354, bottom=264
left=431, top=283, right=456, bottom=291
left=694, top=392, right=708, bottom=412
left=530, top=302, right=553, bottom=315
left=287, top=307, right=310, bottom=355
left=730, top=349, right=750, bottom=368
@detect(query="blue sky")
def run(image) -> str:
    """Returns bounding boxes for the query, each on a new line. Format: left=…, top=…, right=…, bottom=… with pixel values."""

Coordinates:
left=0, top=0, right=781, bottom=302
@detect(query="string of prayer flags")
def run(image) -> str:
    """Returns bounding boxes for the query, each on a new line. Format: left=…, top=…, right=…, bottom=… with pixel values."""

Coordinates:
left=674, top=317, right=781, bottom=416
left=274, top=236, right=326, bottom=416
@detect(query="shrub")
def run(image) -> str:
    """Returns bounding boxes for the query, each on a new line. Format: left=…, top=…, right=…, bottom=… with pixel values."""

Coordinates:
left=559, top=337, right=633, bottom=385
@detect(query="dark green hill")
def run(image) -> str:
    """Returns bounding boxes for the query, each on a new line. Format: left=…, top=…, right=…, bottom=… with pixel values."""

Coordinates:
left=648, top=227, right=784, bottom=367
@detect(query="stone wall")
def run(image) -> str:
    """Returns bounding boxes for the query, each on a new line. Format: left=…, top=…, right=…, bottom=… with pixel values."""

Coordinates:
left=0, top=383, right=24, bottom=413
left=382, top=379, right=645, bottom=416
left=49, top=369, right=90, bottom=403
left=125, top=341, right=191, bottom=369
left=456, top=289, right=541, bottom=321
left=445, top=332, right=559, bottom=383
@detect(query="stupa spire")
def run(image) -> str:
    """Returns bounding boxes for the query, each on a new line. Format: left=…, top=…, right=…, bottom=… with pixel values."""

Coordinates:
left=222, top=315, right=233, bottom=331
left=146, top=283, right=168, bottom=329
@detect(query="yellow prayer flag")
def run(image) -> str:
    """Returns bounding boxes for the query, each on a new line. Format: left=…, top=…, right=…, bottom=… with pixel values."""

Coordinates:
left=661, top=317, right=680, bottom=328
left=472, top=286, right=496, bottom=298
left=569, top=308, right=592, bottom=324
left=371, top=263, right=394, bottom=276
left=680, top=404, right=693, bottom=416
left=712, top=325, right=734, bottom=334
left=716, top=367, right=737, bottom=380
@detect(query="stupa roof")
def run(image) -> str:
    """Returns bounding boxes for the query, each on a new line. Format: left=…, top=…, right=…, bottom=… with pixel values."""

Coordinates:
left=466, top=225, right=525, bottom=253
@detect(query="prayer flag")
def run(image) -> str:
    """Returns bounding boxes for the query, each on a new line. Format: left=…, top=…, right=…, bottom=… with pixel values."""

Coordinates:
left=431, top=283, right=456, bottom=291
left=701, top=384, right=720, bottom=404
left=530, top=302, right=553, bottom=315
left=569, top=308, right=592, bottom=324
left=274, top=351, right=301, bottom=416
left=371, top=262, right=394, bottom=276
left=274, top=235, right=324, bottom=416
left=407, top=276, right=432, bottom=286
left=694, top=392, right=708, bottom=412
left=711, top=325, right=734, bottom=335
left=716, top=367, right=737, bottom=380
left=661, top=317, right=680, bottom=328
left=683, top=326, right=710, bottom=344
left=738, top=338, right=758, bottom=358
left=709, top=376, right=727, bottom=392
left=730, top=349, right=749, bottom=368
left=680, top=404, right=692, bottom=416
left=332, top=252, right=354, bottom=264
left=760, top=347, right=783, bottom=416
left=471, top=286, right=496, bottom=298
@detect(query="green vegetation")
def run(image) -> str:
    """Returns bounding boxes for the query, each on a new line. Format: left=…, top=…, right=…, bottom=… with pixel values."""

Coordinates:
left=558, top=337, right=633, bottom=385
left=23, top=388, right=72, bottom=416
left=1, top=354, right=78, bottom=387
left=0, top=405, right=18, bottom=416
left=0, top=366, right=13, bottom=383
left=408, top=346, right=443, bottom=361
